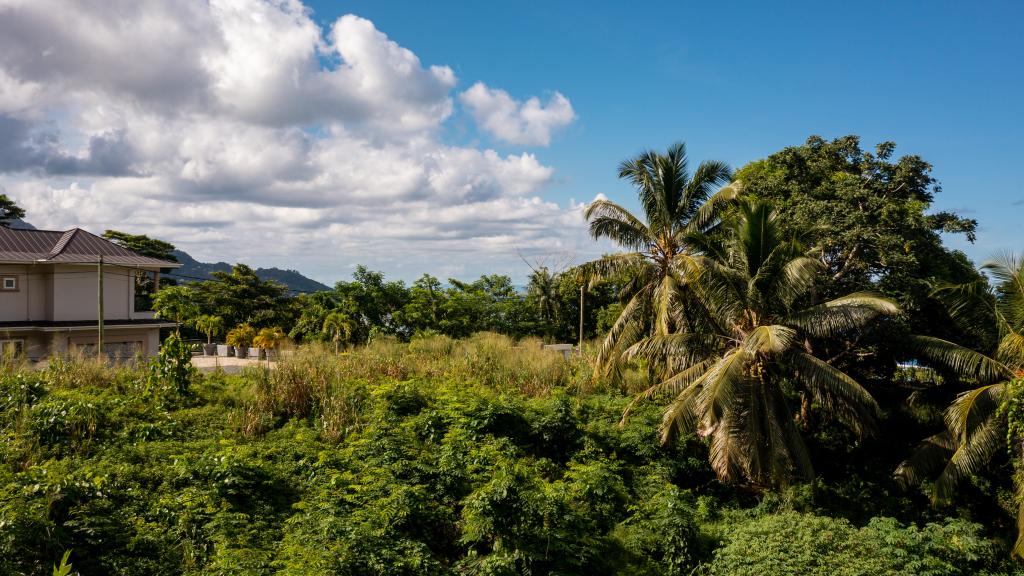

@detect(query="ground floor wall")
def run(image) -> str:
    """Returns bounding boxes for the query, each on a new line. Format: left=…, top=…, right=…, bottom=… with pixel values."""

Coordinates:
left=0, top=328, right=161, bottom=361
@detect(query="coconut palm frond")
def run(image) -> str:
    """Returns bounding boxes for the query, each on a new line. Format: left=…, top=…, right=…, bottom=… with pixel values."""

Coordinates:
left=894, top=431, right=957, bottom=489
left=574, top=252, right=650, bottom=287
left=786, top=292, right=900, bottom=338
left=904, top=335, right=1013, bottom=383
left=933, top=412, right=1005, bottom=503
left=997, top=329, right=1024, bottom=369
left=685, top=179, right=742, bottom=235
left=594, top=287, right=651, bottom=376
left=696, top=349, right=750, bottom=426
left=931, top=279, right=997, bottom=336
left=704, top=412, right=744, bottom=482
left=653, top=273, right=681, bottom=336
left=982, top=253, right=1024, bottom=298
left=772, top=255, right=823, bottom=309
left=624, top=332, right=721, bottom=369
left=944, top=382, right=1007, bottom=442
left=744, top=325, right=797, bottom=355
left=762, top=383, right=813, bottom=484
left=678, top=159, right=733, bottom=222
left=791, top=352, right=880, bottom=436
left=585, top=199, right=652, bottom=250
left=622, top=358, right=715, bottom=425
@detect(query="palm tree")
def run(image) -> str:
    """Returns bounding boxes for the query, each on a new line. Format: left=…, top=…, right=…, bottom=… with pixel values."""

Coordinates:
left=579, top=142, right=737, bottom=380
left=896, top=253, right=1024, bottom=556
left=627, top=200, right=899, bottom=487
left=193, top=314, right=225, bottom=346
left=323, top=311, right=355, bottom=353
left=526, top=265, right=559, bottom=337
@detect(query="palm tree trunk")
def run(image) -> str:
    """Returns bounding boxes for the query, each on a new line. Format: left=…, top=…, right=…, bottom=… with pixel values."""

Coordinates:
left=799, top=392, right=812, bottom=429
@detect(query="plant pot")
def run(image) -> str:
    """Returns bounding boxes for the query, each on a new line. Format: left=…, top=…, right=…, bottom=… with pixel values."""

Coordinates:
left=217, top=344, right=234, bottom=357
left=235, top=346, right=248, bottom=359
left=203, top=343, right=217, bottom=356
left=249, top=347, right=263, bottom=360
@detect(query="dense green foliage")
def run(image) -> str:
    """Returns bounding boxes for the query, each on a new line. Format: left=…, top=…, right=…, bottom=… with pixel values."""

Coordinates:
left=709, top=512, right=1000, bottom=575
left=156, top=262, right=623, bottom=348
left=8, top=134, right=1024, bottom=572
left=3, top=339, right=1020, bottom=575
left=101, top=230, right=178, bottom=262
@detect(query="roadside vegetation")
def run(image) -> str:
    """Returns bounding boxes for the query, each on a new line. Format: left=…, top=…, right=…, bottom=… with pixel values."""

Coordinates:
left=3, top=134, right=1024, bottom=574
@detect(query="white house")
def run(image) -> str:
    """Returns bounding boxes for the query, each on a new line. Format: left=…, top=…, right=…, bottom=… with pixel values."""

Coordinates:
left=0, top=227, right=180, bottom=360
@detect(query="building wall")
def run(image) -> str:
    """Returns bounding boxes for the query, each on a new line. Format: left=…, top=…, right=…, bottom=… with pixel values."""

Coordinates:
left=47, top=328, right=161, bottom=358
left=1, top=263, right=165, bottom=322
left=1, top=262, right=166, bottom=359
left=0, top=330, right=48, bottom=360
left=0, top=264, right=51, bottom=322
left=51, top=264, right=137, bottom=321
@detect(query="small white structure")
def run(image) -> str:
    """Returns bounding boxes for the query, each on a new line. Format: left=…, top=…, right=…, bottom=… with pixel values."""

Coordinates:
left=543, top=343, right=576, bottom=360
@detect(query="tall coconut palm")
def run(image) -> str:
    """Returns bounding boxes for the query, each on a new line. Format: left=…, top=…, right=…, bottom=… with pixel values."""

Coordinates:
left=896, top=253, right=1024, bottom=556
left=579, top=142, right=737, bottom=379
left=525, top=265, right=559, bottom=335
left=627, top=200, right=899, bottom=487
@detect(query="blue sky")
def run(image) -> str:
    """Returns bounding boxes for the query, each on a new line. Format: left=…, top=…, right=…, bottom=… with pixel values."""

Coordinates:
left=0, top=0, right=1020, bottom=283
left=309, top=0, right=1023, bottom=259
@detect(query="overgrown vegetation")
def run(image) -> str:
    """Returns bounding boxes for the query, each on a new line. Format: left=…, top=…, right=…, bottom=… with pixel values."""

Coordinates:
left=5, top=134, right=1023, bottom=573
left=1, top=338, right=1022, bottom=575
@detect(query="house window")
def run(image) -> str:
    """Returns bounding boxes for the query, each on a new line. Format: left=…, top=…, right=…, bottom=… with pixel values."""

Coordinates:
left=134, top=271, right=157, bottom=312
left=0, top=340, right=24, bottom=357
left=1, top=276, right=16, bottom=291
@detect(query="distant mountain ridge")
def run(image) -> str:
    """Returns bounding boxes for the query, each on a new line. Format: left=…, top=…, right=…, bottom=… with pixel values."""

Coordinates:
left=169, top=250, right=330, bottom=293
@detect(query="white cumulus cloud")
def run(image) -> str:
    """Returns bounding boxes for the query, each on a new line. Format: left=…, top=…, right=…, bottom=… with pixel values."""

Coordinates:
left=0, top=0, right=593, bottom=282
left=459, top=82, right=576, bottom=147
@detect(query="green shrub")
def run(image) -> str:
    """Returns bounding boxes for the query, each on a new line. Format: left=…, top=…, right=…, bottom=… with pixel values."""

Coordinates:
left=708, top=512, right=999, bottom=576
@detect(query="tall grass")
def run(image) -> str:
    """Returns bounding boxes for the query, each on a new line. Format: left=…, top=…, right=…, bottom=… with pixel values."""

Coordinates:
left=9, top=333, right=613, bottom=443
left=233, top=332, right=598, bottom=440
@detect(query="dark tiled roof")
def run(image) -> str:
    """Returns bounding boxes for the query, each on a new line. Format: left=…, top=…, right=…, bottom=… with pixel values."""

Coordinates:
left=0, top=227, right=179, bottom=267
left=0, top=319, right=176, bottom=330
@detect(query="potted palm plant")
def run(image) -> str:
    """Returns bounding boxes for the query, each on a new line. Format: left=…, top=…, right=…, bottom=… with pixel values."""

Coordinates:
left=226, top=324, right=256, bottom=359
left=254, top=326, right=286, bottom=361
left=193, top=314, right=225, bottom=356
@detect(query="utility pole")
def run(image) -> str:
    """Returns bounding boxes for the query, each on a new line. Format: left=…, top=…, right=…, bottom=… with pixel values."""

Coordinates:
left=97, top=255, right=104, bottom=360
left=578, top=284, right=584, bottom=355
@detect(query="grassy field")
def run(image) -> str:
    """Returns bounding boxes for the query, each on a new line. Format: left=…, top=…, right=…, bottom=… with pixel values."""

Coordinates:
left=0, top=334, right=1018, bottom=575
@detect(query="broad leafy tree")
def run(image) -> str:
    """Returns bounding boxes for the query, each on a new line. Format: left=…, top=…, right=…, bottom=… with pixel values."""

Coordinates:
left=0, top=194, right=25, bottom=227
left=734, top=135, right=984, bottom=371
left=190, top=264, right=290, bottom=328
left=102, top=230, right=178, bottom=262
left=152, top=285, right=200, bottom=332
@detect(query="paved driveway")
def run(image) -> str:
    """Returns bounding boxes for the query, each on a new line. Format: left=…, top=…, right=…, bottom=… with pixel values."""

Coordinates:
left=192, top=355, right=275, bottom=374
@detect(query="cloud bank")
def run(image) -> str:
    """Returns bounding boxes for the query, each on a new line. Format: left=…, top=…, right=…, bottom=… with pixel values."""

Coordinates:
left=0, top=0, right=589, bottom=282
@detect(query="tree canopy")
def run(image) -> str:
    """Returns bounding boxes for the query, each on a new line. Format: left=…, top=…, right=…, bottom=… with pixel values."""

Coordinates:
left=0, top=194, right=25, bottom=227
